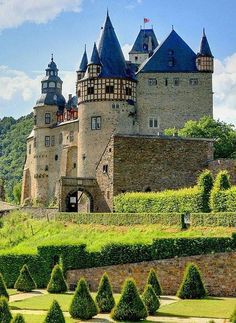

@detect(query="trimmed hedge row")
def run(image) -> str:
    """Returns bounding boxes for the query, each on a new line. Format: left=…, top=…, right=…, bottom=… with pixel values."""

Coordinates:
left=211, top=187, right=236, bottom=212
left=113, top=188, right=205, bottom=213
left=55, top=212, right=182, bottom=226
left=191, top=212, right=236, bottom=227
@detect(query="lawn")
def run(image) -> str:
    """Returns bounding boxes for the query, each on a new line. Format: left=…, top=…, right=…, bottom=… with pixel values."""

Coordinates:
left=14, top=314, right=75, bottom=323
left=0, top=211, right=235, bottom=255
left=8, top=289, right=18, bottom=296
left=158, top=297, right=236, bottom=319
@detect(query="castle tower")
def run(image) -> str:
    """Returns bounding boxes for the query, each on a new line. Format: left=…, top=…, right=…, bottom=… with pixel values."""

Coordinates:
left=129, top=28, right=158, bottom=66
left=196, top=29, right=214, bottom=72
left=76, top=12, right=137, bottom=178
left=77, top=47, right=88, bottom=81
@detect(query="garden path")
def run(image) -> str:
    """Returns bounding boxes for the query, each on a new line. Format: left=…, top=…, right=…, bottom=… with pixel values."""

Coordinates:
left=10, top=289, right=47, bottom=302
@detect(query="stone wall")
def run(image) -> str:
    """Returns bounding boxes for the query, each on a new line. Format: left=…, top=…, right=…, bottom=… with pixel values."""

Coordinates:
left=209, top=159, right=236, bottom=185
left=67, top=252, right=236, bottom=296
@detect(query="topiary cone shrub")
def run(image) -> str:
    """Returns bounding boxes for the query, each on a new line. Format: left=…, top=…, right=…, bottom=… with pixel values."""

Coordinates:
left=44, top=300, right=65, bottom=323
left=69, top=278, right=98, bottom=320
left=47, top=264, right=67, bottom=294
left=95, top=272, right=115, bottom=313
left=12, top=313, right=26, bottom=323
left=0, top=273, right=9, bottom=300
left=197, top=169, right=213, bottom=212
left=142, top=284, right=160, bottom=315
left=177, top=263, right=207, bottom=299
left=111, top=278, right=147, bottom=321
left=230, top=306, right=236, bottom=323
left=14, top=264, right=36, bottom=292
left=147, top=268, right=162, bottom=297
left=210, top=170, right=231, bottom=212
left=0, top=297, right=12, bottom=323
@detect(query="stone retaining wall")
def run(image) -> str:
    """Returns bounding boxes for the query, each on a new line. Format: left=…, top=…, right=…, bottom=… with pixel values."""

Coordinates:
left=67, top=252, right=236, bottom=296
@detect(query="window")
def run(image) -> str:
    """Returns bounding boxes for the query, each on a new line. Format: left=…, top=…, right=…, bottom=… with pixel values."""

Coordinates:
left=69, top=131, right=74, bottom=142
left=55, top=154, right=58, bottom=161
left=168, top=58, right=174, bottom=67
left=168, top=49, right=174, bottom=55
left=45, top=113, right=51, bottom=124
left=135, top=56, right=138, bottom=61
left=165, top=78, right=168, bottom=86
left=34, top=115, right=37, bottom=125
left=148, top=78, right=157, bottom=86
left=189, top=78, right=198, bottom=85
left=78, top=90, right=81, bottom=97
left=29, top=144, right=31, bottom=155
left=42, top=83, right=47, bottom=89
left=50, top=71, right=54, bottom=76
left=59, top=133, right=63, bottom=144
left=51, top=135, right=55, bottom=146
left=45, top=165, right=49, bottom=171
left=87, top=86, right=94, bottom=95
left=91, top=116, right=101, bottom=130
left=73, top=163, right=77, bottom=169
left=197, top=58, right=201, bottom=66
left=174, top=78, right=180, bottom=86
left=149, top=117, right=159, bottom=128
left=34, top=137, right=36, bottom=148
left=57, top=83, right=61, bottom=88
left=49, top=82, right=55, bottom=88
left=45, top=136, right=50, bottom=147
left=97, top=66, right=101, bottom=74
left=106, top=85, right=114, bottom=94
left=126, top=87, right=132, bottom=96
left=103, top=164, right=108, bottom=173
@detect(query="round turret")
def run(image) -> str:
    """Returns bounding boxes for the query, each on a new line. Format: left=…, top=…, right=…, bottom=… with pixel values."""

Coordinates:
left=196, top=29, right=214, bottom=73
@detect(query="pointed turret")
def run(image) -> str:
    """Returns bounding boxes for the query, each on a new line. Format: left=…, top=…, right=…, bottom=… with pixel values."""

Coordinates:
left=89, top=43, right=101, bottom=65
left=77, top=47, right=88, bottom=81
left=86, top=43, right=102, bottom=78
left=196, top=29, right=214, bottom=72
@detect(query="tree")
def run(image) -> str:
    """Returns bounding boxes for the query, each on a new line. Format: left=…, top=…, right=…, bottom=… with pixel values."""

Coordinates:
left=177, top=263, right=207, bottom=299
left=44, top=300, right=65, bottom=323
left=147, top=268, right=162, bottom=297
left=14, top=264, right=36, bottom=292
left=69, top=278, right=98, bottom=320
left=12, top=313, right=26, bottom=323
left=0, top=297, right=12, bottom=323
left=165, top=116, right=236, bottom=159
left=0, top=273, right=9, bottom=300
left=47, top=264, right=67, bottom=294
left=142, top=284, right=160, bottom=315
left=96, top=272, right=115, bottom=313
left=13, top=182, right=22, bottom=205
left=111, top=278, right=147, bottom=321
left=230, top=307, right=236, bottom=323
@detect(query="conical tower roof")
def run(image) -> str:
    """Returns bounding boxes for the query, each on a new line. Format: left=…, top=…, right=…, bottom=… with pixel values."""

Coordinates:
left=198, top=29, right=213, bottom=57
left=78, top=47, right=88, bottom=72
left=98, top=12, right=127, bottom=78
left=89, top=43, right=101, bottom=65
left=130, top=29, right=158, bottom=54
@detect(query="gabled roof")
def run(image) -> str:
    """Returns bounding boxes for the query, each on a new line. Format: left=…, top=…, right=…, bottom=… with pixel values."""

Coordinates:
left=97, top=13, right=128, bottom=78
left=78, top=48, right=88, bottom=72
left=89, top=43, right=101, bottom=65
left=138, top=29, right=198, bottom=73
left=130, top=29, right=158, bottom=54
left=198, top=29, right=213, bottom=58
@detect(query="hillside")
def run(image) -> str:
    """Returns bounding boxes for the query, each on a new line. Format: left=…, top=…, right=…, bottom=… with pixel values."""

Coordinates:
left=0, top=114, right=33, bottom=201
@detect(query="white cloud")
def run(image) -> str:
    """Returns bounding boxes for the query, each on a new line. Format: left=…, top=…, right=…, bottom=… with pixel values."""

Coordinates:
left=122, top=43, right=132, bottom=60
left=0, top=0, right=83, bottom=30
left=213, top=53, right=236, bottom=125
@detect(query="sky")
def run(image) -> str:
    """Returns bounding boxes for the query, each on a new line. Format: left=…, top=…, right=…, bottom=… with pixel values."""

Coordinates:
left=0, top=0, right=235, bottom=125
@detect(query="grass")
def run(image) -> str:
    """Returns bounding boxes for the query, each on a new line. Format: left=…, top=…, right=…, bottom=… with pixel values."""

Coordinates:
left=8, top=289, right=18, bottom=296
left=158, top=297, right=236, bottom=319
left=0, top=211, right=235, bottom=255
left=14, top=314, right=76, bottom=323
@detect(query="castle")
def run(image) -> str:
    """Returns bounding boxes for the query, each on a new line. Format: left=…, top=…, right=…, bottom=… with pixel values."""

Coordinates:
left=21, top=13, right=215, bottom=212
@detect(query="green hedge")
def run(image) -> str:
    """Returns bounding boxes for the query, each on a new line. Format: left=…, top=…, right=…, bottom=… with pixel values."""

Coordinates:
left=55, top=212, right=182, bottom=226
left=211, top=187, right=236, bottom=212
left=191, top=212, right=236, bottom=227
left=114, top=188, right=205, bottom=213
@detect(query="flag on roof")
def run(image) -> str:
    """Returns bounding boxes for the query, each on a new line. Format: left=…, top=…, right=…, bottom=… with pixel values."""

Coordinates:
left=144, top=18, right=150, bottom=23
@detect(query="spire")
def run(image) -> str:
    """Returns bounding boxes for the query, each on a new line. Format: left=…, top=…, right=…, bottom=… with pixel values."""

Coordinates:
left=97, top=12, right=127, bottom=78
left=78, top=46, right=88, bottom=72
left=199, top=29, right=213, bottom=57
left=89, top=43, right=101, bottom=65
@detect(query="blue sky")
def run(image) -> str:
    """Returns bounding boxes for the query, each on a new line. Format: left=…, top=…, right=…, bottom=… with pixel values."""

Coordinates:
left=0, top=0, right=235, bottom=125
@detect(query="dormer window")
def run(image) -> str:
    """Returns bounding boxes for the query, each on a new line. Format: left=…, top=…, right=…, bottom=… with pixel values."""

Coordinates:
left=168, top=49, right=174, bottom=55
left=50, top=71, right=54, bottom=76
left=168, top=58, right=175, bottom=67
left=43, top=83, right=47, bottom=89
left=49, top=82, right=56, bottom=88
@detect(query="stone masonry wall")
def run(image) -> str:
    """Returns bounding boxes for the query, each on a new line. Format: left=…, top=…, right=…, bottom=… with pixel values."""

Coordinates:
left=209, top=159, right=236, bottom=185
left=67, top=252, right=236, bottom=296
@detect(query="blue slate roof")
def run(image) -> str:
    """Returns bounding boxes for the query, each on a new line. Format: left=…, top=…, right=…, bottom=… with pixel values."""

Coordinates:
left=36, top=93, right=66, bottom=108
left=138, top=30, right=198, bottom=73
left=198, top=29, right=213, bottom=57
left=78, top=48, right=88, bottom=72
left=97, top=13, right=131, bottom=78
left=130, top=29, right=158, bottom=54
left=89, top=43, right=101, bottom=65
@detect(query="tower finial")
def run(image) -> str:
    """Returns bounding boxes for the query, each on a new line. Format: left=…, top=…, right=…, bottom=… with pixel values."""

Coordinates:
left=51, top=53, right=54, bottom=62
left=106, top=8, right=109, bottom=17
left=203, top=27, right=206, bottom=36
left=172, top=24, right=174, bottom=31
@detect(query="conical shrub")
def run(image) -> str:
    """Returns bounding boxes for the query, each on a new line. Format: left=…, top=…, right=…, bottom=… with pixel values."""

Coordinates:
left=147, top=268, right=162, bottom=296
left=47, top=264, right=67, bottom=294
left=111, top=278, right=147, bottom=321
left=142, top=284, right=160, bottom=315
left=14, top=264, right=36, bottom=292
left=12, top=313, right=26, bottom=323
left=177, top=263, right=207, bottom=299
left=0, top=297, right=12, bottom=323
left=69, top=278, right=98, bottom=320
left=230, top=306, right=236, bottom=323
left=44, top=300, right=65, bottom=323
left=0, top=273, right=9, bottom=300
left=96, top=272, right=115, bottom=313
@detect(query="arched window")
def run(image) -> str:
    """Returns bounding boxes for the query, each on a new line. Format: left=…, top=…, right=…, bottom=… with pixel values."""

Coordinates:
left=49, top=82, right=56, bottom=88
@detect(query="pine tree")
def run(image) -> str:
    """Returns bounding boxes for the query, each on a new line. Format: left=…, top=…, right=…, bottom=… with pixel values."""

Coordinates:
left=177, top=263, right=207, bottom=299
left=14, top=264, right=36, bottom=292
left=147, top=268, right=162, bottom=297
left=111, top=278, right=147, bottom=321
left=96, top=272, right=115, bottom=313
left=44, top=300, right=65, bottom=323
left=12, top=313, right=26, bottom=323
left=0, top=297, right=12, bottom=323
left=142, top=284, right=160, bottom=315
left=0, top=273, right=9, bottom=300
left=47, top=264, right=67, bottom=294
left=230, top=306, right=236, bottom=323
left=69, top=278, right=98, bottom=320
